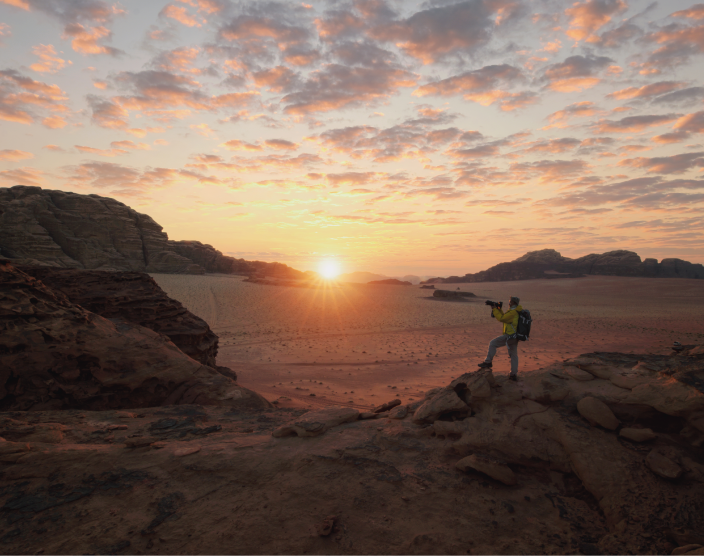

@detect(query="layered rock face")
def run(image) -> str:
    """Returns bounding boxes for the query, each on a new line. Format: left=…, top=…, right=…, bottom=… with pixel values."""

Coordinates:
left=18, top=266, right=218, bottom=367
left=0, top=261, right=270, bottom=411
left=425, top=248, right=704, bottom=283
left=0, top=185, right=309, bottom=279
left=168, top=239, right=309, bottom=279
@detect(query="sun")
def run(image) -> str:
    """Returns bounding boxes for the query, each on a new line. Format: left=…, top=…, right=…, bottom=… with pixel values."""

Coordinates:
left=319, top=260, right=341, bottom=279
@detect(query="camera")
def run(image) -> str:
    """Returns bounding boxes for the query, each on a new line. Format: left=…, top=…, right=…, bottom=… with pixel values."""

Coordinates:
left=485, top=300, right=503, bottom=309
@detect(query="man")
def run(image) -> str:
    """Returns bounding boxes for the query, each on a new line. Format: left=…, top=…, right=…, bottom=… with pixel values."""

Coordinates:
left=478, top=296, right=522, bottom=381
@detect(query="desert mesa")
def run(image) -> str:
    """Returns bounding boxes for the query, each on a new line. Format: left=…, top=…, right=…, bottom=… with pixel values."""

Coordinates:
left=0, top=185, right=703, bottom=555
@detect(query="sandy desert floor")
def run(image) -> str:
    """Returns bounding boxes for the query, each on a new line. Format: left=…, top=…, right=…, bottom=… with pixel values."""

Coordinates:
left=151, top=274, right=704, bottom=411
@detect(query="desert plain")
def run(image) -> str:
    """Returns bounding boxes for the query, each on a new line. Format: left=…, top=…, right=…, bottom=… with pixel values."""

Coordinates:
left=152, top=274, right=704, bottom=411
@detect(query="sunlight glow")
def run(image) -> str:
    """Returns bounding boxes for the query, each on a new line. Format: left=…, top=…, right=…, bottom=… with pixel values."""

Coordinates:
left=319, top=260, right=341, bottom=279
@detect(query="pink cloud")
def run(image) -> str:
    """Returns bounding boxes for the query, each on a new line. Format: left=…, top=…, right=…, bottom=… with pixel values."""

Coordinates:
left=542, top=55, right=613, bottom=92
left=0, top=69, right=68, bottom=126
left=0, top=166, right=43, bottom=186
left=565, top=0, right=627, bottom=42
left=674, top=110, right=704, bottom=133
left=29, top=44, right=67, bottom=73
left=593, top=114, right=679, bottom=133
left=606, top=81, right=686, bottom=100
left=160, top=4, right=202, bottom=27
left=545, top=101, right=598, bottom=128
left=619, top=152, right=704, bottom=174
left=63, top=23, right=121, bottom=56
left=0, top=149, right=33, bottom=161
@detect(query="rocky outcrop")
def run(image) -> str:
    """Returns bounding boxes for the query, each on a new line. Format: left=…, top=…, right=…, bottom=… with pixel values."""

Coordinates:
left=367, top=279, right=412, bottom=286
left=0, top=261, right=270, bottom=411
left=0, top=185, right=204, bottom=274
left=432, top=289, right=476, bottom=299
left=0, top=186, right=307, bottom=280
left=423, top=248, right=704, bottom=283
left=17, top=265, right=219, bottom=367
left=168, top=239, right=309, bottom=280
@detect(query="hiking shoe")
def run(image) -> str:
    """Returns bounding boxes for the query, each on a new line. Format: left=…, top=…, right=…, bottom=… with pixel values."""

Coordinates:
left=508, top=374, right=518, bottom=382
left=477, top=362, right=493, bottom=368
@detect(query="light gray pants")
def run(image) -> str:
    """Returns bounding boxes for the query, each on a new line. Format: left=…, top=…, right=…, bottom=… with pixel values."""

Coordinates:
left=485, top=334, right=519, bottom=376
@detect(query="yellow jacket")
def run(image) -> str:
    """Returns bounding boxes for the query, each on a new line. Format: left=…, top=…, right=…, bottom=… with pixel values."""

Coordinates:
left=492, top=304, right=523, bottom=336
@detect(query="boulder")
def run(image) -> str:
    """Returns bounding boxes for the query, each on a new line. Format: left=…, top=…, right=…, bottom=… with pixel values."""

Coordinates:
left=19, top=266, right=220, bottom=367
left=450, top=369, right=495, bottom=399
left=0, top=261, right=270, bottom=411
left=412, top=389, right=469, bottom=424
left=610, top=372, right=650, bottom=390
left=619, top=428, right=657, bottom=442
left=577, top=396, right=620, bottom=430
left=374, top=399, right=402, bottom=413
left=564, top=367, right=595, bottom=381
left=646, top=450, right=683, bottom=480
left=388, top=405, right=408, bottom=420
left=455, top=454, right=517, bottom=485
left=272, top=407, right=360, bottom=437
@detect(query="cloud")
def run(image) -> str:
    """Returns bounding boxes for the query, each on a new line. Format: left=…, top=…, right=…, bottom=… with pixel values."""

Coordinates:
left=253, top=66, right=299, bottom=93
left=606, top=81, right=685, bottom=101
left=370, top=0, right=518, bottom=64
left=674, top=110, right=704, bottom=133
left=545, top=101, right=598, bottom=128
left=325, top=172, right=383, bottom=187
left=29, top=44, right=67, bottom=73
left=593, top=114, right=679, bottom=133
left=43, top=144, right=64, bottom=151
left=519, top=138, right=582, bottom=154
left=619, top=152, right=704, bottom=174
left=160, top=4, right=203, bottom=27
left=671, top=5, right=704, bottom=19
left=75, top=144, right=128, bottom=157
left=0, top=149, right=33, bottom=161
left=281, top=62, right=416, bottom=115
left=565, top=0, right=627, bottom=42
left=86, top=94, right=128, bottom=128
left=264, top=139, right=298, bottom=150
left=0, top=69, right=68, bottom=126
left=110, top=140, right=150, bottom=150
left=413, top=64, right=534, bottom=110
left=509, top=159, right=589, bottom=183
left=0, top=166, right=44, bottom=186
left=447, top=145, right=500, bottom=159
left=652, top=86, right=704, bottom=105
left=642, top=22, right=704, bottom=71
left=0, top=22, right=11, bottom=46
left=63, top=23, right=122, bottom=56
left=594, top=22, right=642, bottom=48
left=542, top=55, right=613, bottom=92
left=652, top=131, right=690, bottom=144
left=221, top=139, right=263, bottom=151
left=315, top=9, right=365, bottom=40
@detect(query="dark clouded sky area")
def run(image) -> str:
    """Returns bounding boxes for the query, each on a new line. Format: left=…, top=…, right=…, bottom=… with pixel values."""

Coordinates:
left=1, top=0, right=703, bottom=275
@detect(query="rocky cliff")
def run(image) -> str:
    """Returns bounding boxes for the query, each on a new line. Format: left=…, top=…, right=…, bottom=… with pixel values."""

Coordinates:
left=424, top=249, right=704, bottom=283
left=17, top=266, right=219, bottom=367
left=0, top=260, right=269, bottom=411
left=0, top=186, right=307, bottom=279
left=0, top=185, right=204, bottom=274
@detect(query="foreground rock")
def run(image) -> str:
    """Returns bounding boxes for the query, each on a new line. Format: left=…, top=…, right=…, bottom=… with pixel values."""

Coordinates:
left=0, top=261, right=269, bottom=411
left=272, top=407, right=359, bottom=437
left=456, top=454, right=517, bottom=485
left=18, top=266, right=220, bottom=367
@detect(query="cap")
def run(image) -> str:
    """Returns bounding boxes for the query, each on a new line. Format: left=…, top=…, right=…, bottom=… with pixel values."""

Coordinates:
left=510, top=296, right=520, bottom=305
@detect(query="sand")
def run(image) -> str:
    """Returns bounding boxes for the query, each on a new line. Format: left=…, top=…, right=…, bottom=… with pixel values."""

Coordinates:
left=151, top=274, right=704, bottom=411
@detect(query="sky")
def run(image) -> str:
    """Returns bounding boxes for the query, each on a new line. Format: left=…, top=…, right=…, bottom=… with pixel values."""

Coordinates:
left=1, top=0, right=704, bottom=277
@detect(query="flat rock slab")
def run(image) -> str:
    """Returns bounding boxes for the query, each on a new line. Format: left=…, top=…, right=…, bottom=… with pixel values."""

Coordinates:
left=564, top=367, right=595, bottom=381
left=611, top=373, right=650, bottom=390
left=374, top=399, right=401, bottom=413
left=272, top=407, right=360, bottom=437
left=413, top=389, right=468, bottom=424
left=646, top=450, right=683, bottom=480
left=620, top=427, right=657, bottom=442
left=174, top=445, right=201, bottom=457
left=388, top=405, right=408, bottom=420
left=577, top=396, right=620, bottom=430
left=672, top=544, right=704, bottom=555
left=456, top=454, right=517, bottom=486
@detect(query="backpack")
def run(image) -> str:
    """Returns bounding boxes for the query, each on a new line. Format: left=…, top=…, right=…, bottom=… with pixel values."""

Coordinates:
left=516, top=309, right=532, bottom=341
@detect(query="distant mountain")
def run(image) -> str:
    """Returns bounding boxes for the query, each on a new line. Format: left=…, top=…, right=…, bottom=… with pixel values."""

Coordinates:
left=368, top=278, right=412, bottom=286
left=338, top=271, right=389, bottom=283
left=422, top=249, right=704, bottom=283
left=0, top=185, right=306, bottom=280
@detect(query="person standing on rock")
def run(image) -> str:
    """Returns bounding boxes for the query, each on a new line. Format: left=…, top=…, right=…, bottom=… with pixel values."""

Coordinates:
left=478, top=296, right=522, bottom=381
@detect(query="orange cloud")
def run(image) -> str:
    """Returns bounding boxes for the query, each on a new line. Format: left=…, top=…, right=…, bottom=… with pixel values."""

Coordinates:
left=265, top=139, right=298, bottom=150
left=671, top=5, right=704, bottom=19
left=160, top=4, right=202, bottom=27
left=75, top=145, right=128, bottom=157
left=565, top=0, right=627, bottom=42
left=221, top=139, right=262, bottom=152
left=674, top=110, right=704, bottom=133
left=0, top=149, right=33, bottom=161
left=43, top=144, right=64, bottom=151
left=652, top=131, right=689, bottom=144
left=111, top=140, right=150, bottom=150
left=619, top=152, right=704, bottom=174
left=594, top=114, right=679, bottom=133
left=42, top=115, right=66, bottom=128
left=253, top=66, right=298, bottom=93
left=0, top=22, right=10, bottom=45
left=63, top=23, right=121, bottom=56
left=0, top=166, right=43, bottom=186
left=542, top=55, right=612, bottom=92
left=606, top=81, right=685, bottom=100
left=87, top=95, right=128, bottom=128
left=0, top=0, right=29, bottom=9
left=29, top=44, right=67, bottom=73
left=545, top=101, right=597, bottom=128
left=0, top=69, right=68, bottom=125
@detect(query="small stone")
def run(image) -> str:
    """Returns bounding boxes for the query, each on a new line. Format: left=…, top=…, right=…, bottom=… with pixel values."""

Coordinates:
left=646, top=450, right=682, bottom=480
left=620, top=427, right=656, bottom=442
left=577, top=396, right=620, bottom=430
left=456, top=454, right=517, bottom=486
left=563, top=367, right=595, bottom=381
left=174, top=445, right=201, bottom=457
left=316, top=515, right=336, bottom=536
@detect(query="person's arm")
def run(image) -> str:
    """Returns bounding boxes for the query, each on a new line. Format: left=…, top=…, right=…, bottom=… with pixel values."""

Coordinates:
left=493, top=308, right=516, bottom=323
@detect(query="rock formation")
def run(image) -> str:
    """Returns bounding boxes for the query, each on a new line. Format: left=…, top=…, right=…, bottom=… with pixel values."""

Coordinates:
left=0, top=186, right=306, bottom=280
left=0, top=260, right=269, bottom=411
left=423, top=248, right=704, bottom=283
left=367, top=279, right=412, bottom=286
left=17, top=265, right=219, bottom=367
left=432, top=289, right=477, bottom=299
left=0, top=185, right=204, bottom=274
